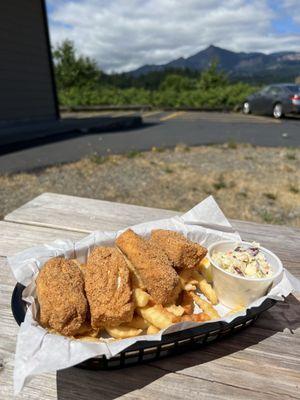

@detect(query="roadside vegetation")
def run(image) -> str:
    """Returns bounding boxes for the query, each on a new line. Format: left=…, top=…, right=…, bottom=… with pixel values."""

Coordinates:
left=53, top=40, right=257, bottom=108
left=1, top=143, right=299, bottom=227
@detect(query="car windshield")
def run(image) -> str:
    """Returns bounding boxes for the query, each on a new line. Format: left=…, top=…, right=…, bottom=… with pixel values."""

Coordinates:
left=285, top=85, right=300, bottom=93
left=260, top=87, right=271, bottom=94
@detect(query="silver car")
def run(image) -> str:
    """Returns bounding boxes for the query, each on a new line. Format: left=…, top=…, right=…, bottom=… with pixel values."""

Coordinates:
left=243, top=84, right=300, bottom=119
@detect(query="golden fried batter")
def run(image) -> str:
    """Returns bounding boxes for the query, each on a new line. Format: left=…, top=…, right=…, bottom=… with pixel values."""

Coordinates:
left=85, top=247, right=134, bottom=328
left=181, top=313, right=210, bottom=322
left=36, top=257, right=88, bottom=336
left=116, top=229, right=179, bottom=305
left=150, top=229, right=207, bottom=269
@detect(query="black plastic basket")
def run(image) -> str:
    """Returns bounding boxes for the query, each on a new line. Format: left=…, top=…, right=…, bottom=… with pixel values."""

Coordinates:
left=11, top=283, right=276, bottom=370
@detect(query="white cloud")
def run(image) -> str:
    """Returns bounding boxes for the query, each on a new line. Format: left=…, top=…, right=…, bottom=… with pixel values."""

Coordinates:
left=47, top=0, right=300, bottom=72
left=282, top=0, right=300, bottom=23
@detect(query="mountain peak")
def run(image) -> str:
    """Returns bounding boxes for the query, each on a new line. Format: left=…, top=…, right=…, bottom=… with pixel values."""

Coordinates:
left=206, top=44, right=218, bottom=50
left=129, top=45, right=300, bottom=80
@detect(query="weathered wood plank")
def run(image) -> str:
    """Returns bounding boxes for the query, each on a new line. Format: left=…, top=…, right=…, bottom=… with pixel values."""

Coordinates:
left=60, top=297, right=300, bottom=400
left=1, top=252, right=300, bottom=400
left=56, top=364, right=299, bottom=400
left=254, top=293, right=300, bottom=331
left=4, top=193, right=300, bottom=262
left=0, top=365, right=57, bottom=400
left=0, top=221, right=85, bottom=257
left=4, top=259, right=288, bottom=400
left=0, top=220, right=299, bottom=276
left=0, top=258, right=57, bottom=400
left=149, top=324, right=300, bottom=399
left=4, top=192, right=178, bottom=233
left=2, top=194, right=300, bottom=399
left=232, top=220, right=300, bottom=263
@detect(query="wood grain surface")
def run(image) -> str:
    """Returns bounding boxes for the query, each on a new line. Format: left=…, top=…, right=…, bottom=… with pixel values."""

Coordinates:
left=1, top=193, right=300, bottom=400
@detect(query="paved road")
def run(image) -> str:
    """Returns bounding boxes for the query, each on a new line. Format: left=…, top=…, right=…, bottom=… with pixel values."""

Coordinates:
left=0, top=111, right=299, bottom=174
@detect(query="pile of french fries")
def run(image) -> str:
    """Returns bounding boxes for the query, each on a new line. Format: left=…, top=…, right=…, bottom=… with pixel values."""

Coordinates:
left=104, top=258, right=220, bottom=339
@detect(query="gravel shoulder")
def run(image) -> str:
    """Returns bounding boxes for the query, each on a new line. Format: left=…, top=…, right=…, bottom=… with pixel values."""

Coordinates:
left=1, top=143, right=300, bottom=227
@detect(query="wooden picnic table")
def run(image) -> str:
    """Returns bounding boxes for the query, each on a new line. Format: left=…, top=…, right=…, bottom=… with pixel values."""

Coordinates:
left=1, top=192, right=300, bottom=400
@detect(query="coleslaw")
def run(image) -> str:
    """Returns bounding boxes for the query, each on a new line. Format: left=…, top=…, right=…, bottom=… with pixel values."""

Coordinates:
left=212, top=242, right=272, bottom=279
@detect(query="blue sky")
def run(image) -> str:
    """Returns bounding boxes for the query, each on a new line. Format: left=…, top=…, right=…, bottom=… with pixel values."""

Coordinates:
left=46, top=0, right=300, bottom=72
left=269, top=2, right=300, bottom=34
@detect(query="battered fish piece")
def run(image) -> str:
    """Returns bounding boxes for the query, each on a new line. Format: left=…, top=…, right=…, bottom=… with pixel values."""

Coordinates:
left=150, top=229, right=207, bottom=269
left=36, top=257, right=88, bottom=336
left=116, top=229, right=179, bottom=305
left=85, top=247, right=134, bottom=328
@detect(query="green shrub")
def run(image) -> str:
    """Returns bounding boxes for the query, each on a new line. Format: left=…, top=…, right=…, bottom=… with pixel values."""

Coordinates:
left=54, top=40, right=258, bottom=109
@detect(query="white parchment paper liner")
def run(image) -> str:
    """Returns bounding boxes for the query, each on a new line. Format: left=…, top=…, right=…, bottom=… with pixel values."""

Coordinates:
left=7, top=196, right=300, bottom=394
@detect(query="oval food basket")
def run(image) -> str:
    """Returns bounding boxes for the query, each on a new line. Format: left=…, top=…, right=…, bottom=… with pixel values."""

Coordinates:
left=11, top=283, right=276, bottom=370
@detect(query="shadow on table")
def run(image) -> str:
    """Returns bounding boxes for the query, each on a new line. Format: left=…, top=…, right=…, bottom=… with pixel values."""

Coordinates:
left=57, top=294, right=300, bottom=400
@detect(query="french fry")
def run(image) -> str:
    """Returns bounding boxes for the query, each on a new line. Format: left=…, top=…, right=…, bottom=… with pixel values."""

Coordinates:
left=181, top=313, right=211, bottom=323
left=180, top=291, right=194, bottom=315
left=105, top=325, right=142, bottom=339
left=191, top=270, right=218, bottom=305
left=132, top=288, right=150, bottom=307
left=184, top=283, right=197, bottom=291
left=190, top=292, right=220, bottom=320
left=197, top=257, right=212, bottom=282
left=137, top=305, right=179, bottom=329
left=179, top=270, right=198, bottom=291
left=166, top=304, right=185, bottom=317
left=129, top=315, right=149, bottom=330
left=225, top=305, right=245, bottom=316
left=147, top=325, right=160, bottom=335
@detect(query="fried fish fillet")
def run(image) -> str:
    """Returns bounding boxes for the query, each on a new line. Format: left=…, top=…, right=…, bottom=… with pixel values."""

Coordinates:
left=36, top=257, right=88, bottom=336
left=150, top=229, right=207, bottom=269
left=85, top=247, right=134, bottom=328
left=116, top=229, right=179, bottom=305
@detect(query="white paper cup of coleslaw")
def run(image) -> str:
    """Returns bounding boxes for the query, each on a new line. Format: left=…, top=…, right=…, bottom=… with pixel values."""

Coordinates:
left=207, top=240, right=283, bottom=308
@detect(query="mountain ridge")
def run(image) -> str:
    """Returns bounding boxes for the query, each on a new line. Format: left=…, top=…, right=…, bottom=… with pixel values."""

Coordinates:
left=129, top=45, right=300, bottom=81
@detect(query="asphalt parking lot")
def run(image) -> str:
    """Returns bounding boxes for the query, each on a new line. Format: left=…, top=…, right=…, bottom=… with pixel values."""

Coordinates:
left=0, top=110, right=299, bottom=174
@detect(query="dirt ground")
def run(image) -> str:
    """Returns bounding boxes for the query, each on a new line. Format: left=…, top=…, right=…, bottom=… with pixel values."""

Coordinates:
left=1, top=143, right=300, bottom=227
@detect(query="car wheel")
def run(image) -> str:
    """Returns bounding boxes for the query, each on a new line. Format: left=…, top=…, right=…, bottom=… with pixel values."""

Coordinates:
left=273, top=103, right=284, bottom=119
left=243, top=101, right=251, bottom=114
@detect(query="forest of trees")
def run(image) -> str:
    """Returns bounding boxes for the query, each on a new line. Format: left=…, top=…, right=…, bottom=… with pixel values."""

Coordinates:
left=53, top=40, right=257, bottom=108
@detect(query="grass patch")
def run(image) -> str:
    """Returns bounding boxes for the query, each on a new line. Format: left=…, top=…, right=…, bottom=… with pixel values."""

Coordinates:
left=260, top=211, right=275, bottom=223
left=286, top=152, right=296, bottom=160
left=174, top=143, right=191, bottom=153
left=183, top=145, right=191, bottom=152
left=213, top=174, right=227, bottom=190
left=127, top=150, right=141, bottom=158
left=289, top=185, right=299, bottom=194
left=164, top=167, right=173, bottom=174
left=89, top=154, right=107, bottom=164
left=152, top=146, right=165, bottom=153
left=237, top=190, right=247, bottom=198
left=263, top=192, right=277, bottom=201
left=227, top=138, right=238, bottom=149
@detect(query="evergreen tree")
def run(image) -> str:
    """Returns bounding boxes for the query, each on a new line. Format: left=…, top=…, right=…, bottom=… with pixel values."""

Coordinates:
left=53, top=40, right=100, bottom=90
